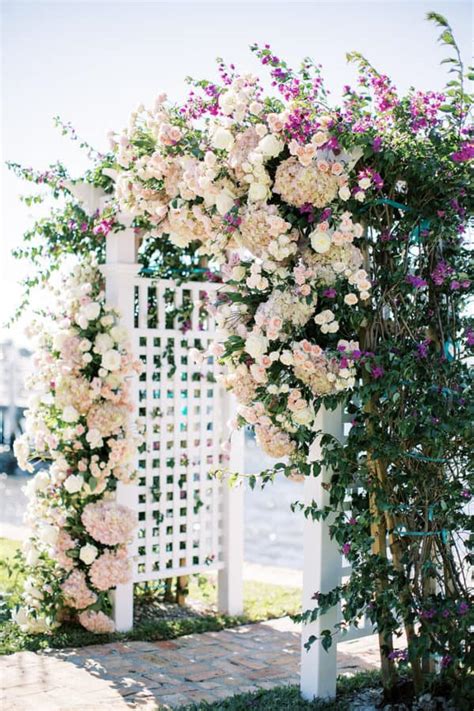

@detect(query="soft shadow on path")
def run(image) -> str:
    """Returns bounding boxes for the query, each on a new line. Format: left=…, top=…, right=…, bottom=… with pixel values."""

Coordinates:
left=1, top=619, right=380, bottom=710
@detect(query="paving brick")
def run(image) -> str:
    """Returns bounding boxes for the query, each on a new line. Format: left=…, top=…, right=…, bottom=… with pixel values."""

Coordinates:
left=184, top=668, right=222, bottom=682
left=153, top=640, right=179, bottom=650
left=1, top=616, right=382, bottom=710
left=247, top=666, right=290, bottom=680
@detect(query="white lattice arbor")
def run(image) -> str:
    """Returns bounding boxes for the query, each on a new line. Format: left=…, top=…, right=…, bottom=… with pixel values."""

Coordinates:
left=100, top=219, right=244, bottom=631
left=76, top=185, right=373, bottom=697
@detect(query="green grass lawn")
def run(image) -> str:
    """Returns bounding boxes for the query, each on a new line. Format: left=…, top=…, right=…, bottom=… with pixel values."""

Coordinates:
left=0, top=537, right=301, bottom=655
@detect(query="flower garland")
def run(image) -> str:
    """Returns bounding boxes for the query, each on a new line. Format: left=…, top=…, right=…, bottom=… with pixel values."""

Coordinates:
left=13, top=260, right=142, bottom=634
left=111, top=59, right=374, bottom=466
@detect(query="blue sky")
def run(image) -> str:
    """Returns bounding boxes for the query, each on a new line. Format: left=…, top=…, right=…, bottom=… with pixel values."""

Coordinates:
left=1, top=0, right=472, bottom=339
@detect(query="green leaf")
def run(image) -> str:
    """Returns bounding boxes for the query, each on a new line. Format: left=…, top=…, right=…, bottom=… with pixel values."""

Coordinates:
left=321, top=630, right=333, bottom=652
left=440, top=30, right=455, bottom=46
left=426, top=12, right=449, bottom=28
left=303, top=634, right=317, bottom=651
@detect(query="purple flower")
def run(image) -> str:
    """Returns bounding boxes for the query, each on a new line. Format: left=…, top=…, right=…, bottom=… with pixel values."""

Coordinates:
left=342, top=543, right=351, bottom=555
left=409, top=90, right=445, bottom=132
left=372, top=172, right=384, bottom=190
left=457, top=602, right=469, bottom=616
left=451, top=142, right=474, bottom=162
left=431, top=261, right=453, bottom=286
left=406, top=274, right=427, bottom=288
left=441, top=655, right=453, bottom=669
left=372, top=136, right=382, bottom=152
left=371, top=365, right=384, bottom=379
left=92, top=218, right=114, bottom=237
left=420, top=608, right=436, bottom=620
left=323, top=288, right=336, bottom=299
left=416, top=340, right=431, bottom=359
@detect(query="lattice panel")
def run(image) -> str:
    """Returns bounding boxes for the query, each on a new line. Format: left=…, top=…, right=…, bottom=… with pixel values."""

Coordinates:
left=130, top=278, right=226, bottom=583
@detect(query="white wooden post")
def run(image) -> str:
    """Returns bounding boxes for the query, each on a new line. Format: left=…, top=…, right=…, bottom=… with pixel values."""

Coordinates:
left=100, top=213, right=140, bottom=632
left=217, top=393, right=244, bottom=616
left=301, top=404, right=344, bottom=700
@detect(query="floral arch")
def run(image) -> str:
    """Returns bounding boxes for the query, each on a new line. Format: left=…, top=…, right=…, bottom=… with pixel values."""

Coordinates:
left=9, top=12, right=473, bottom=704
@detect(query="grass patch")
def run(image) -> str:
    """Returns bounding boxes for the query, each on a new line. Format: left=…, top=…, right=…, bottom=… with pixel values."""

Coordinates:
left=0, top=538, right=23, bottom=595
left=188, top=575, right=301, bottom=620
left=177, top=671, right=381, bottom=710
left=0, top=537, right=301, bottom=655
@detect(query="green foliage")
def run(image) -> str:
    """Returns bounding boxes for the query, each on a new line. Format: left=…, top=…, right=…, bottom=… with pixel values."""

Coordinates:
left=249, top=12, right=474, bottom=697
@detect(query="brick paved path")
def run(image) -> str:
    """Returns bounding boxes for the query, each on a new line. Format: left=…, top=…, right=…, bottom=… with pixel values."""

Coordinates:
left=1, top=617, right=380, bottom=710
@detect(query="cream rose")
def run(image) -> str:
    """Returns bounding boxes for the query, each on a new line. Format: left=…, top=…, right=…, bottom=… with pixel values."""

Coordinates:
left=220, top=92, right=236, bottom=116
left=310, top=230, right=332, bottom=254
left=82, top=302, right=101, bottom=321
left=248, top=182, right=268, bottom=202
left=258, top=134, right=284, bottom=158
left=101, top=349, right=121, bottom=371
left=62, top=405, right=80, bottom=423
left=31, top=470, right=50, bottom=493
left=231, top=266, right=246, bottom=282
left=344, top=293, right=359, bottom=306
left=215, top=190, right=235, bottom=216
left=86, top=428, right=103, bottom=449
left=244, top=334, right=269, bottom=360
left=110, top=325, right=128, bottom=343
left=211, top=127, right=234, bottom=151
left=280, top=350, right=294, bottom=366
left=79, top=543, right=98, bottom=565
left=312, top=131, right=328, bottom=147
left=94, top=333, right=114, bottom=354
left=38, top=523, right=59, bottom=546
left=292, top=406, right=314, bottom=426
left=63, top=474, right=84, bottom=494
